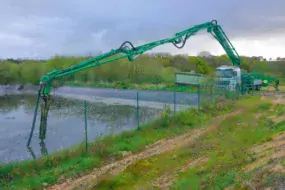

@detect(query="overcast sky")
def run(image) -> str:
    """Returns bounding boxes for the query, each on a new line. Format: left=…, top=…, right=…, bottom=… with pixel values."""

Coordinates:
left=1, top=0, right=284, bottom=59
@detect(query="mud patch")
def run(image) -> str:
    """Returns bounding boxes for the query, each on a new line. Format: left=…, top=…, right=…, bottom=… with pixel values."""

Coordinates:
left=152, top=157, right=208, bottom=189
left=48, top=111, right=241, bottom=190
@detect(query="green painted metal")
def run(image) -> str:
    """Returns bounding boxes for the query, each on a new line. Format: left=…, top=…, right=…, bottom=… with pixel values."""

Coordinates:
left=38, top=20, right=241, bottom=98
left=241, top=72, right=279, bottom=93
left=39, top=96, right=51, bottom=140
left=208, top=21, right=241, bottom=67
left=28, top=20, right=244, bottom=145
left=27, top=20, right=279, bottom=146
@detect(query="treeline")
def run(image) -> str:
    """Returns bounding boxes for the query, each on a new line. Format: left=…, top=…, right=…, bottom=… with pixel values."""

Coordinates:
left=0, top=53, right=284, bottom=85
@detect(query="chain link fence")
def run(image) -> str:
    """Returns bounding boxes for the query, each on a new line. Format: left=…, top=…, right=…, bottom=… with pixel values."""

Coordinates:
left=25, top=89, right=197, bottom=159
left=197, top=76, right=259, bottom=108
left=25, top=83, right=261, bottom=160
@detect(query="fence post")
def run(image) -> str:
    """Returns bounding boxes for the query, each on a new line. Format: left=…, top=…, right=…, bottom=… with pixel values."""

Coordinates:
left=252, top=80, right=254, bottom=95
left=173, top=91, right=176, bottom=114
left=211, top=85, right=215, bottom=104
left=198, top=84, right=200, bottom=109
left=84, top=100, right=88, bottom=151
left=136, top=92, right=141, bottom=130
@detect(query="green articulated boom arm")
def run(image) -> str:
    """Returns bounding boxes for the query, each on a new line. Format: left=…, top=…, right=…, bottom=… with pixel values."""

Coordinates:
left=38, top=20, right=242, bottom=99
left=31, top=20, right=238, bottom=146
left=27, top=20, right=277, bottom=146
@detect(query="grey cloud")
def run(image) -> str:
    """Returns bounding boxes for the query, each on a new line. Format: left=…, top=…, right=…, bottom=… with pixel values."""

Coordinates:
left=0, top=0, right=284, bottom=58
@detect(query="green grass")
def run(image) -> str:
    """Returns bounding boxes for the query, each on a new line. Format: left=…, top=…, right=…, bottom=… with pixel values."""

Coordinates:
left=63, top=81, right=198, bottom=93
left=64, top=79, right=285, bottom=94
left=0, top=97, right=236, bottom=189
left=93, top=97, right=284, bottom=189
left=273, top=103, right=285, bottom=117
left=1, top=95, right=282, bottom=190
left=172, top=100, right=284, bottom=189
left=282, top=159, right=285, bottom=167
left=279, top=77, right=285, bottom=84
left=96, top=151, right=191, bottom=189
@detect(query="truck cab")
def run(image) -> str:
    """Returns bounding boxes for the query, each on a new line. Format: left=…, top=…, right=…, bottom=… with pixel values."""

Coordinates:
left=215, top=65, right=241, bottom=91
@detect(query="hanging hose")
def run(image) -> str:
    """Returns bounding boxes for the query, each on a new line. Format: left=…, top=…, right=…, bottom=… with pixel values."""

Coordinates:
left=119, top=41, right=137, bottom=51
left=172, top=33, right=191, bottom=49
left=26, top=85, right=43, bottom=147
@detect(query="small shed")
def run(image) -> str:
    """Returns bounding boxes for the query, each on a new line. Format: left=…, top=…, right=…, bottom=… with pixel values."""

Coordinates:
left=175, top=71, right=204, bottom=86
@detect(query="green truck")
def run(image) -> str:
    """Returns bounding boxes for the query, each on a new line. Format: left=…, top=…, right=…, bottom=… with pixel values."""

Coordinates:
left=27, top=19, right=279, bottom=146
left=175, top=64, right=279, bottom=94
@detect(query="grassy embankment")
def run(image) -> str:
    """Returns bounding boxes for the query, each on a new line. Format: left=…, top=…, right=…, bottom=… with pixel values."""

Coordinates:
left=1, top=94, right=284, bottom=189
left=60, top=75, right=285, bottom=93
left=93, top=95, right=285, bottom=189
left=63, top=80, right=198, bottom=93
left=64, top=77, right=285, bottom=93
left=1, top=93, right=243, bottom=189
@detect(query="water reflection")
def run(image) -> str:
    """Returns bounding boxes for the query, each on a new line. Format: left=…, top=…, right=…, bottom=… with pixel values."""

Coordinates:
left=0, top=95, right=33, bottom=113
left=27, top=140, right=48, bottom=159
left=0, top=94, right=162, bottom=162
left=0, top=94, right=157, bottom=125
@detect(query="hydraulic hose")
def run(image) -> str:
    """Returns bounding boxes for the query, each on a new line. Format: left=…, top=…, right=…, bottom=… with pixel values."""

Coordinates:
left=26, top=84, right=43, bottom=147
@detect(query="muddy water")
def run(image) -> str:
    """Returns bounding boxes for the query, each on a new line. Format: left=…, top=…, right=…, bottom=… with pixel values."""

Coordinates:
left=0, top=94, right=162, bottom=163
left=0, top=84, right=198, bottom=108
left=0, top=85, right=197, bottom=163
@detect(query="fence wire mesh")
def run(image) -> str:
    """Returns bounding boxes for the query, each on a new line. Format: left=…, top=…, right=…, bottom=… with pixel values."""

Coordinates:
left=6, top=80, right=271, bottom=162
left=24, top=89, right=197, bottom=159
left=1, top=77, right=283, bottom=162
left=197, top=77, right=257, bottom=108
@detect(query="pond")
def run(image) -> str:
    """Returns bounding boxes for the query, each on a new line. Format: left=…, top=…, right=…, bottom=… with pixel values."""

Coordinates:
left=0, top=94, right=162, bottom=163
left=0, top=85, right=197, bottom=163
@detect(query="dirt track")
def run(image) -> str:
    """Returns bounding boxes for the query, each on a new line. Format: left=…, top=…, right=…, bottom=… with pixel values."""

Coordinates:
left=48, top=111, right=242, bottom=190
left=48, top=93, right=285, bottom=190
